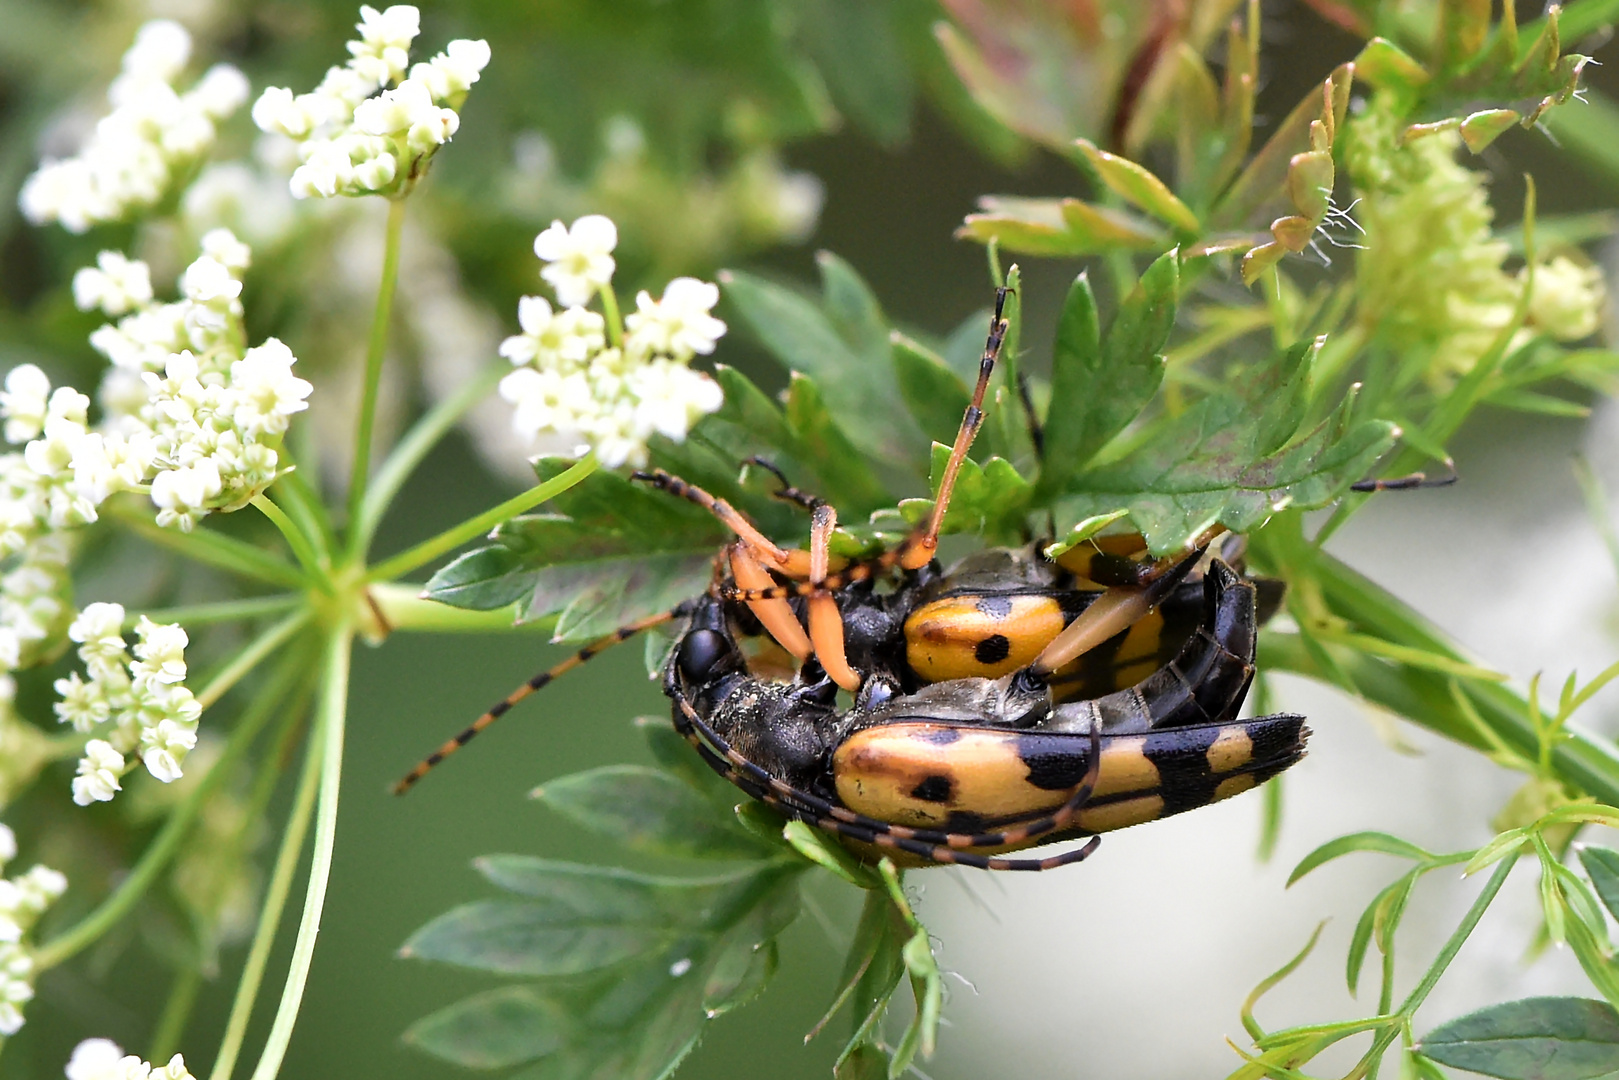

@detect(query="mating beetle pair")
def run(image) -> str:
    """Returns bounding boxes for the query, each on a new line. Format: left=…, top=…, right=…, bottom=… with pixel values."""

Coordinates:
left=398, top=289, right=1354, bottom=870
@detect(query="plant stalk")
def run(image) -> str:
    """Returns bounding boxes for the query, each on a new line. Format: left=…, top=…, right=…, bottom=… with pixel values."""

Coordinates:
left=247, top=623, right=352, bottom=1080
left=366, top=454, right=599, bottom=582
left=344, top=197, right=408, bottom=557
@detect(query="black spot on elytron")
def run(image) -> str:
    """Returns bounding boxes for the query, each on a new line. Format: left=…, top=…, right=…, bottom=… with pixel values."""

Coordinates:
left=974, top=634, right=1012, bottom=665
left=909, top=775, right=953, bottom=803
left=915, top=727, right=962, bottom=745
left=974, top=595, right=1013, bottom=620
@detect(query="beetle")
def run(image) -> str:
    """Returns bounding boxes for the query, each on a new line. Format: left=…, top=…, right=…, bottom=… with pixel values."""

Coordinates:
left=660, top=554, right=1307, bottom=871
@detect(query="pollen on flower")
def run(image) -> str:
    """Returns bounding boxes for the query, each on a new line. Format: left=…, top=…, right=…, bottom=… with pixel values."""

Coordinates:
left=253, top=4, right=489, bottom=200
left=18, top=21, right=248, bottom=233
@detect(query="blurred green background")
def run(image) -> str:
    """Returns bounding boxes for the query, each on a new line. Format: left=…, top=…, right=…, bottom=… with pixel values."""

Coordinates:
left=2, top=1, right=1618, bottom=1077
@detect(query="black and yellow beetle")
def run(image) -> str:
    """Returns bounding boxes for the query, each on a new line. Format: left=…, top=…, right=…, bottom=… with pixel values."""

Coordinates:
left=659, top=551, right=1307, bottom=871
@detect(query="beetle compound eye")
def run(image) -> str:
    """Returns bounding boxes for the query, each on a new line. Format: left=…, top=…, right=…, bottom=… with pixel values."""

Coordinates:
left=677, top=628, right=732, bottom=682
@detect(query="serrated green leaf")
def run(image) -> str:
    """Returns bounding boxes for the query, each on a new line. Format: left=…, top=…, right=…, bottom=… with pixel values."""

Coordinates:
left=530, top=552, right=715, bottom=642
left=890, top=929, right=943, bottom=1077
left=423, top=545, right=534, bottom=612
left=906, top=444, right=1032, bottom=541
left=721, top=266, right=923, bottom=467
left=891, top=332, right=972, bottom=447
left=958, top=196, right=1165, bottom=256
left=784, top=373, right=895, bottom=510
left=1288, top=831, right=1437, bottom=886
left=1075, top=139, right=1201, bottom=233
left=406, top=866, right=802, bottom=1079
left=533, top=765, right=775, bottom=860
left=1037, top=255, right=1176, bottom=496
left=401, top=895, right=670, bottom=977
left=404, top=985, right=566, bottom=1068
left=1057, top=388, right=1397, bottom=555
left=1421, top=997, right=1619, bottom=1080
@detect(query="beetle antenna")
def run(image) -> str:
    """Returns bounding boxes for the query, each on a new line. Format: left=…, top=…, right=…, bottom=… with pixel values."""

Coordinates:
left=392, top=605, right=690, bottom=794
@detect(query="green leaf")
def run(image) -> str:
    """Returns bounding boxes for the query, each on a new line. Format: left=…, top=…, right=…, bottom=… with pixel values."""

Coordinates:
left=784, top=373, right=893, bottom=514
left=833, top=891, right=908, bottom=1071
left=1421, top=997, right=1619, bottom=1080
left=781, top=820, right=877, bottom=888
left=533, top=765, right=776, bottom=860
left=1037, top=254, right=1177, bottom=496
left=1289, top=832, right=1437, bottom=886
left=901, top=444, right=1033, bottom=542
left=957, top=195, right=1166, bottom=256
left=1075, top=139, right=1201, bottom=233
left=708, top=365, right=890, bottom=516
left=404, top=985, right=566, bottom=1069
left=422, top=545, right=533, bottom=612
left=891, top=332, right=972, bottom=447
left=797, top=0, right=913, bottom=145
left=1580, top=848, right=1619, bottom=923
left=406, top=866, right=802, bottom=1079
left=1058, top=389, right=1397, bottom=555
left=1041, top=509, right=1132, bottom=562
left=721, top=264, right=925, bottom=469
left=401, top=861, right=750, bottom=975
left=1353, top=37, right=1431, bottom=96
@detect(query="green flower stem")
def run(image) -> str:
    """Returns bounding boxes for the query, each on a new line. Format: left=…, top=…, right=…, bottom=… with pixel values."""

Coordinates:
left=351, top=363, right=507, bottom=559
left=344, top=197, right=408, bottom=558
left=275, top=463, right=337, bottom=558
left=194, top=610, right=312, bottom=710
left=107, top=500, right=307, bottom=589
left=366, top=454, right=599, bottom=583
left=149, top=965, right=201, bottom=1063
left=369, top=584, right=554, bottom=632
left=252, top=495, right=328, bottom=584
left=600, top=282, right=624, bottom=348
left=248, top=623, right=352, bottom=1080
left=32, top=648, right=308, bottom=972
left=114, top=506, right=310, bottom=588
left=133, top=594, right=305, bottom=629
left=208, top=670, right=323, bottom=1080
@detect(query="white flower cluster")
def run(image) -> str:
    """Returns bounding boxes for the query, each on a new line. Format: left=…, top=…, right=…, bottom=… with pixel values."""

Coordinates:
left=252, top=5, right=490, bottom=199
left=0, top=235, right=314, bottom=535
left=66, top=1039, right=195, bottom=1080
left=0, top=822, right=66, bottom=1035
left=18, top=20, right=249, bottom=233
left=498, top=215, right=725, bottom=469
left=55, top=604, right=200, bottom=804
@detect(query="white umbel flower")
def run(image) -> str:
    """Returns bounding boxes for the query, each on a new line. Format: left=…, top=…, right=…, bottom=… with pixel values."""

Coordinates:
left=534, top=216, right=618, bottom=306
left=72, top=253, right=154, bottom=317
left=73, top=740, right=125, bottom=805
left=253, top=4, right=487, bottom=200
left=18, top=21, right=247, bottom=232
left=0, top=367, right=51, bottom=445
left=498, top=217, right=726, bottom=469
left=0, top=944, right=34, bottom=1035
left=624, top=278, right=727, bottom=362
